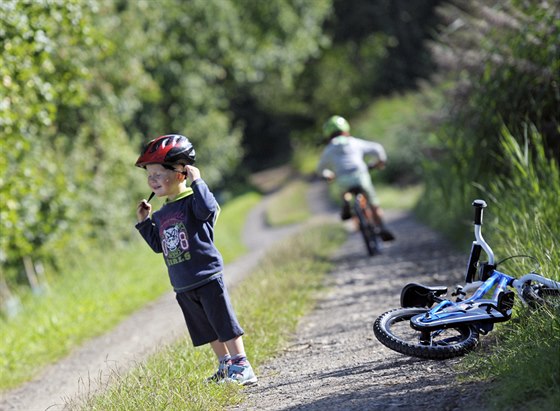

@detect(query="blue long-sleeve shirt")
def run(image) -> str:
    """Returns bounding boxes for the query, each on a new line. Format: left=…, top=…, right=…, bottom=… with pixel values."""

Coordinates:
left=135, top=179, right=223, bottom=292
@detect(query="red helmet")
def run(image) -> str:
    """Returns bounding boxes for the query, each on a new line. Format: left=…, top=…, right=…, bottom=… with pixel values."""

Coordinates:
left=135, top=134, right=196, bottom=168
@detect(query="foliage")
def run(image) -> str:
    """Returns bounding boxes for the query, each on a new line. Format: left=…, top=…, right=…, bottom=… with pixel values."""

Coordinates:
left=0, top=0, right=446, bottom=292
left=352, top=90, right=435, bottom=185
left=0, top=0, right=335, bottom=291
left=0, top=0, right=153, bottom=291
left=487, top=127, right=560, bottom=281
left=330, top=0, right=443, bottom=90
left=234, top=0, right=445, bottom=167
left=417, top=0, right=559, bottom=243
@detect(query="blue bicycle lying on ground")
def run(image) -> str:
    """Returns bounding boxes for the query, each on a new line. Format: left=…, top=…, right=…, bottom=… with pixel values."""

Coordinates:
left=374, top=199, right=560, bottom=359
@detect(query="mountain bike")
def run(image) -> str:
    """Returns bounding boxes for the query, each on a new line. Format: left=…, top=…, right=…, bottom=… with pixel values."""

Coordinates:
left=373, top=199, right=560, bottom=359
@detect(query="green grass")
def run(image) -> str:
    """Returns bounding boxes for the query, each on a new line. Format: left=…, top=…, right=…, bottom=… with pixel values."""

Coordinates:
left=265, top=179, right=311, bottom=226
left=292, top=143, right=321, bottom=177
left=71, top=223, right=346, bottom=410
left=461, top=305, right=560, bottom=411
left=323, top=178, right=423, bottom=213
left=215, top=191, right=262, bottom=261
left=455, top=129, right=560, bottom=410
left=0, top=190, right=261, bottom=391
left=0, top=243, right=167, bottom=390
left=375, top=182, right=423, bottom=211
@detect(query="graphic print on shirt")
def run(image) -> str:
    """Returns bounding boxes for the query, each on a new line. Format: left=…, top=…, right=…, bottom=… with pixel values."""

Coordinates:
left=160, top=217, right=191, bottom=266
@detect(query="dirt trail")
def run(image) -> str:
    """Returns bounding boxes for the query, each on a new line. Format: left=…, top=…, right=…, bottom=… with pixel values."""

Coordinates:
left=1, top=179, right=490, bottom=410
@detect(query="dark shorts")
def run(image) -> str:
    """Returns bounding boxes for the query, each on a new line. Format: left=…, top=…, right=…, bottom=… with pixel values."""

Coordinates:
left=175, top=276, right=244, bottom=346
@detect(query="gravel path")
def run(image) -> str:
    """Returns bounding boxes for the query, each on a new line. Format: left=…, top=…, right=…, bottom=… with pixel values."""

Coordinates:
left=0, top=180, right=491, bottom=410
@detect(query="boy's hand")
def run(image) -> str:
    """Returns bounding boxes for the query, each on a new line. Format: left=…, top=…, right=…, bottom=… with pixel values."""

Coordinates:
left=321, top=169, right=335, bottom=182
left=136, top=199, right=152, bottom=222
left=184, top=165, right=200, bottom=182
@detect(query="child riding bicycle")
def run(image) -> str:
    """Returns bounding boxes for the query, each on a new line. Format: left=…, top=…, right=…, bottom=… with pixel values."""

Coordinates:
left=316, top=115, right=395, bottom=241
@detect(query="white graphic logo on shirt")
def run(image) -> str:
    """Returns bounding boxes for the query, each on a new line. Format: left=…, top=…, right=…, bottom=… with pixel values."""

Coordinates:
left=163, top=226, right=180, bottom=251
left=161, top=222, right=190, bottom=264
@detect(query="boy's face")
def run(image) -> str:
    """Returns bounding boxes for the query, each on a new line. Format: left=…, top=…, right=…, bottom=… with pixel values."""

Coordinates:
left=145, top=164, right=183, bottom=198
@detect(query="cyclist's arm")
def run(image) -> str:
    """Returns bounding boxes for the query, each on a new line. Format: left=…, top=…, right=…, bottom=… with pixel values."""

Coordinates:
left=316, top=149, right=334, bottom=179
left=354, top=138, right=387, bottom=164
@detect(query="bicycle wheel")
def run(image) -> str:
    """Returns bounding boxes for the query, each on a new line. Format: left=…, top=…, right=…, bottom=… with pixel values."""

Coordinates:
left=373, top=308, right=479, bottom=359
left=354, top=199, right=379, bottom=256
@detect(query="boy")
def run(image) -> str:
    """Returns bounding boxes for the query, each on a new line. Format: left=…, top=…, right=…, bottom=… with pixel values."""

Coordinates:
left=134, top=134, right=257, bottom=385
left=317, top=115, right=395, bottom=241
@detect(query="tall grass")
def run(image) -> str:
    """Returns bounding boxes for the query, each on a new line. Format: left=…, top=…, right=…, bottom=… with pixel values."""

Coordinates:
left=73, top=223, right=346, bottom=410
left=461, top=127, right=560, bottom=410
left=485, top=127, right=559, bottom=281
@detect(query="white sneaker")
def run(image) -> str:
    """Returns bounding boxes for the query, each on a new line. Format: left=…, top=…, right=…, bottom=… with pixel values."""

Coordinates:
left=226, top=361, right=258, bottom=386
left=206, top=359, right=231, bottom=383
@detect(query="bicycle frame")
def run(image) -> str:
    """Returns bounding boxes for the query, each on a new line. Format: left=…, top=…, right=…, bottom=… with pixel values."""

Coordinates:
left=409, top=199, right=559, bottom=331
left=352, top=192, right=371, bottom=224
left=347, top=187, right=381, bottom=256
left=410, top=200, right=510, bottom=330
left=409, top=269, right=514, bottom=331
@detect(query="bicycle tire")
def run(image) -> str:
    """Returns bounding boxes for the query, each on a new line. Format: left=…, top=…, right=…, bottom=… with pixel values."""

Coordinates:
left=373, top=308, right=480, bottom=359
left=365, top=202, right=382, bottom=252
left=354, top=198, right=379, bottom=256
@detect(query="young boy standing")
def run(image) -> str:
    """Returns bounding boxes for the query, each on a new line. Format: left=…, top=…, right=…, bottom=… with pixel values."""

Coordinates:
left=134, top=134, right=257, bottom=385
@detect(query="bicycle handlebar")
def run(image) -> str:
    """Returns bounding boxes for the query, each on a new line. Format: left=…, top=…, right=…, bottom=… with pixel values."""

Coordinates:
left=472, top=199, right=487, bottom=225
left=367, top=161, right=385, bottom=170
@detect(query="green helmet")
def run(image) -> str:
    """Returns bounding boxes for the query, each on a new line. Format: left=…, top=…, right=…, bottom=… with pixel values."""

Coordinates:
left=322, top=115, right=350, bottom=138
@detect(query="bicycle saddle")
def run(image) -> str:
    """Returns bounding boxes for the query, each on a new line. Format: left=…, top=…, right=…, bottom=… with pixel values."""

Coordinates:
left=346, top=186, right=366, bottom=195
left=400, top=283, right=448, bottom=308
